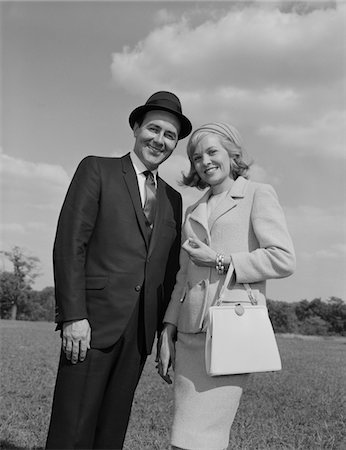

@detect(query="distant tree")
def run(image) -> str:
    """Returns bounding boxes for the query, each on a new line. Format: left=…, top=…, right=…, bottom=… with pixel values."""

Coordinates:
left=298, top=316, right=330, bottom=336
left=326, top=297, right=346, bottom=335
left=295, top=299, right=311, bottom=321
left=267, top=299, right=299, bottom=333
left=25, top=287, right=55, bottom=321
left=309, top=298, right=329, bottom=321
left=262, top=297, right=346, bottom=337
left=0, top=271, right=29, bottom=319
left=0, top=246, right=41, bottom=320
left=293, top=296, right=346, bottom=336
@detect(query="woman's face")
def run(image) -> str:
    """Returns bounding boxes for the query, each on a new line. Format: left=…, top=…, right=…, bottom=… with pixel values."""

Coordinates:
left=192, top=134, right=232, bottom=188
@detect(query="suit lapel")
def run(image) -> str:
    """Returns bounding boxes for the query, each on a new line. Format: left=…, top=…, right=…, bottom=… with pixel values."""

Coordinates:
left=121, top=154, right=150, bottom=248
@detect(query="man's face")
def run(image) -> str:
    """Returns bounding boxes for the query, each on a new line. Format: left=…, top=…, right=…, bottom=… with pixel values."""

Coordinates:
left=133, top=110, right=180, bottom=171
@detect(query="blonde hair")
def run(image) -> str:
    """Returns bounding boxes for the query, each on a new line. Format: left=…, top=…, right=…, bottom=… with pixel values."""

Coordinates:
left=182, top=123, right=251, bottom=189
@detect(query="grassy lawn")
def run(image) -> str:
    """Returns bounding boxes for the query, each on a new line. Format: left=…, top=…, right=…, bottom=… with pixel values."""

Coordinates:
left=0, top=320, right=345, bottom=450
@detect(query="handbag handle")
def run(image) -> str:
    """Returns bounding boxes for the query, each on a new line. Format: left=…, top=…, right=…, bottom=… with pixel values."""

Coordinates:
left=216, top=262, right=257, bottom=306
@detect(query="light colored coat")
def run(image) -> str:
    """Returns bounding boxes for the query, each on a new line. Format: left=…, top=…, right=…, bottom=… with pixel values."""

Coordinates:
left=164, top=176, right=296, bottom=333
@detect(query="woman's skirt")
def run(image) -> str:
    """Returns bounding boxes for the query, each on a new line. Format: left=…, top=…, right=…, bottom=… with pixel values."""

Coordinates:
left=171, top=332, right=249, bottom=450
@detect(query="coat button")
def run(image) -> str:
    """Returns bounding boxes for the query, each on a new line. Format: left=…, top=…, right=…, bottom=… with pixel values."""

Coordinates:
left=135, top=285, right=141, bottom=292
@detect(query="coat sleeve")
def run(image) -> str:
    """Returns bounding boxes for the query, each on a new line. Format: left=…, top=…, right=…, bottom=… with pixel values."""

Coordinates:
left=163, top=209, right=191, bottom=327
left=158, top=192, right=183, bottom=333
left=53, top=156, right=101, bottom=324
left=231, top=183, right=296, bottom=283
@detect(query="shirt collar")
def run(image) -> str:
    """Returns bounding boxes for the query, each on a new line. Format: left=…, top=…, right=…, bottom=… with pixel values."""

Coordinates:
left=130, top=152, right=158, bottom=179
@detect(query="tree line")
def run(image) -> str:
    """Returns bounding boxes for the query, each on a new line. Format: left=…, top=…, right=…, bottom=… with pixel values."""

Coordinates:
left=1, top=247, right=345, bottom=336
left=267, top=297, right=345, bottom=336
left=0, top=247, right=55, bottom=321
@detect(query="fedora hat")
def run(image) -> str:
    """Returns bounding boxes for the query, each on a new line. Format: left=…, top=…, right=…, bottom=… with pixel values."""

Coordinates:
left=129, top=91, right=192, bottom=140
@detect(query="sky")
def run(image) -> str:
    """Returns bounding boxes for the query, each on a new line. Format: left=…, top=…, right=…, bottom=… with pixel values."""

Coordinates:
left=1, top=0, right=345, bottom=303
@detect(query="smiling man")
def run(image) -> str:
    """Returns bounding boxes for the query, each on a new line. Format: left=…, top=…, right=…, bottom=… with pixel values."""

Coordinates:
left=46, top=91, right=192, bottom=450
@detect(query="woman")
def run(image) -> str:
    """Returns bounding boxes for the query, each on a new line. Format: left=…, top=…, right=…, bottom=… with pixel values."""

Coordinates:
left=158, top=122, right=295, bottom=450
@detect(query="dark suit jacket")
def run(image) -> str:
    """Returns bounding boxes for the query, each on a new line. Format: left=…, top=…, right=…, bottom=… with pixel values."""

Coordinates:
left=53, top=153, right=182, bottom=353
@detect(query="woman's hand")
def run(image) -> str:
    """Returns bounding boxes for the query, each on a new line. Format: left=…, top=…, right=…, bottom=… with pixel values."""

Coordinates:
left=156, top=323, right=177, bottom=384
left=182, top=237, right=217, bottom=267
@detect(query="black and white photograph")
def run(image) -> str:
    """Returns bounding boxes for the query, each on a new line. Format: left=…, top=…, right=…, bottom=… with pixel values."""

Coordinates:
left=1, top=1, right=345, bottom=449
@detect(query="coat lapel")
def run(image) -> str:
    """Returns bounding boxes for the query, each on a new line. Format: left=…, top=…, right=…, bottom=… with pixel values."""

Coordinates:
left=187, top=190, right=211, bottom=243
left=121, top=154, right=150, bottom=248
left=208, top=176, right=249, bottom=231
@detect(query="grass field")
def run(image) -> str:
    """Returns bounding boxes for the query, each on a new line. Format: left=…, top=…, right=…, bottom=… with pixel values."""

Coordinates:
left=0, top=320, right=345, bottom=450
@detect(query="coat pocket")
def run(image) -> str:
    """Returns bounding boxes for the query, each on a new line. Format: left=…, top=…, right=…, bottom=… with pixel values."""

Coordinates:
left=177, top=280, right=207, bottom=332
left=85, top=276, right=108, bottom=290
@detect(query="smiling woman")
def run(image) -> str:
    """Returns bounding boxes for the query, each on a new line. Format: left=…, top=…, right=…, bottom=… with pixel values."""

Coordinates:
left=158, top=121, right=295, bottom=450
left=183, top=123, right=250, bottom=192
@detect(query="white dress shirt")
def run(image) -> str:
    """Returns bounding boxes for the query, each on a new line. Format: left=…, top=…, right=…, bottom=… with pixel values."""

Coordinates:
left=130, top=152, right=158, bottom=207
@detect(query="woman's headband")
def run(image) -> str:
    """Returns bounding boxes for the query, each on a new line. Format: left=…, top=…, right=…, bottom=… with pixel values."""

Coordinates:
left=192, top=122, right=243, bottom=148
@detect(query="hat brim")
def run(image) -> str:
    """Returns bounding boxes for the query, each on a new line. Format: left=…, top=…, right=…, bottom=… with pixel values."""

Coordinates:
left=129, top=105, right=192, bottom=140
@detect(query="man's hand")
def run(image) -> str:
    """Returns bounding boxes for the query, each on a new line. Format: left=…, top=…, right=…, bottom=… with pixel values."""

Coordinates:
left=182, top=237, right=217, bottom=267
left=62, top=319, right=91, bottom=364
left=156, top=324, right=177, bottom=384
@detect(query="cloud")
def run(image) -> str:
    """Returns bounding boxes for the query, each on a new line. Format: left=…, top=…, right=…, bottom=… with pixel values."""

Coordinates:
left=1, top=153, right=70, bottom=210
left=159, top=153, right=202, bottom=211
left=271, top=200, right=346, bottom=301
left=111, top=4, right=344, bottom=93
left=287, top=204, right=345, bottom=234
left=154, top=8, right=177, bottom=26
left=1, top=152, right=71, bottom=288
left=110, top=3, right=345, bottom=163
left=258, top=109, right=346, bottom=158
left=1, top=153, right=70, bottom=188
left=301, top=244, right=346, bottom=260
left=0, top=223, right=26, bottom=234
left=285, top=204, right=346, bottom=260
left=248, top=164, right=272, bottom=183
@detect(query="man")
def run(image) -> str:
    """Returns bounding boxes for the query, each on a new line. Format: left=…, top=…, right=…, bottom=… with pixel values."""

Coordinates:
left=46, top=91, right=192, bottom=449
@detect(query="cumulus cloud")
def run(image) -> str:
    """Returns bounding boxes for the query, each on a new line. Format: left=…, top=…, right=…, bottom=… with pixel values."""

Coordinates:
left=274, top=201, right=346, bottom=300
left=0, top=223, right=26, bottom=234
left=301, top=244, right=346, bottom=260
left=258, top=109, right=346, bottom=158
left=1, top=153, right=70, bottom=211
left=1, top=152, right=71, bottom=287
left=287, top=204, right=345, bottom=235
left=1, top=153, right=70, bottom=188
left=285, top=204, right=346, bottom=263
left=111, top=3, right=345, bottom=163
left=154, top=8, right=177, bottom=26
left=248, top=164, right=271, bottom=183
left=111, top=4, right=344, bottom=93
left=159, top=153, right=202, bottom=210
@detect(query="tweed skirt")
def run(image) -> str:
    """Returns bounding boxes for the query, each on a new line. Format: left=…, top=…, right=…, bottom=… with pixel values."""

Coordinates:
left=171, top=332, right=249, bottom=450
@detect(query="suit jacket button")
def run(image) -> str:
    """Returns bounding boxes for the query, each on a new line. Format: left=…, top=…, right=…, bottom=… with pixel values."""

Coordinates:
left=135, top=285, right=141, bottom=292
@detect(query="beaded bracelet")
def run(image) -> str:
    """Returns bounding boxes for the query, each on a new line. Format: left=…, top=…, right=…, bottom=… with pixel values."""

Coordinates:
left=215, top=253, right=225, bottom=275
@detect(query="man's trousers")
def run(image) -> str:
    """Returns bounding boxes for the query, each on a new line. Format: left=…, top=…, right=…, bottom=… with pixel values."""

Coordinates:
left=45, top=296, right=147, bottom=449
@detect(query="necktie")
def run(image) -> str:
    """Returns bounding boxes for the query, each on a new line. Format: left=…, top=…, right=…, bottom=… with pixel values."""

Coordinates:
left=143, top=171, right=157, bottom=229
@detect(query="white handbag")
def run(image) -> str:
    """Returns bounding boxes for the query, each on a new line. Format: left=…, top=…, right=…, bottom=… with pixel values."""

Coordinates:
left=205, top=263, right=282, bottom=376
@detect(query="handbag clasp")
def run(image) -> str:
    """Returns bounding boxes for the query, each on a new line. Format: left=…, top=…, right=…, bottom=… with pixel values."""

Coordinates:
left=235, top=304, right=245, bottom=316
